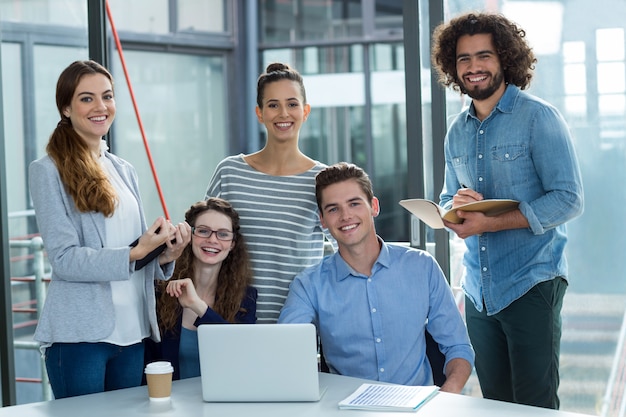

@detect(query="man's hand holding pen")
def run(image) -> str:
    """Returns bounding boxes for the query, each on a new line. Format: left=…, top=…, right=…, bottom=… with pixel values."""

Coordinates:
left=444, top=184, right=487, bottom=238
left=452, top=184, right=483, bottom=208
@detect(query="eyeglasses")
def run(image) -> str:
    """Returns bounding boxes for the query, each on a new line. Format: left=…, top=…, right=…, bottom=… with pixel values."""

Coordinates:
left=191, top=226, right=234, bottom=241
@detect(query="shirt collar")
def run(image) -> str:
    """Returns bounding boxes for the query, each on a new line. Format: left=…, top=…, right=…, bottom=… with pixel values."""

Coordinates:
left=94, top=139, right=109, bottom=161
left=333, top=236, right=391, bottom=280
left=466, top=83, right=520, bottom=121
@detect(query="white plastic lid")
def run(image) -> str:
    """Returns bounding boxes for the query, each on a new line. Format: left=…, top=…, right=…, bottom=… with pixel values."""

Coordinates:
left=144, top=361, right=174, bottom=374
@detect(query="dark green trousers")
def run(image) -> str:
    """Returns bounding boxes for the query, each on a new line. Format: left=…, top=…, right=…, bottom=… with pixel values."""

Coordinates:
left=465, top=277, right=567, bottom=409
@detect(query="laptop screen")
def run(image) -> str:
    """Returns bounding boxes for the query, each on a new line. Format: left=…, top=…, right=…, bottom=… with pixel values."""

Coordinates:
left=197, top=323, right=322, bottom=402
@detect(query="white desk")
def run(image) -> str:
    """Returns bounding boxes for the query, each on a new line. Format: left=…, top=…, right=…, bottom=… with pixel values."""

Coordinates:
left=0, top=373, right=594, bottom=416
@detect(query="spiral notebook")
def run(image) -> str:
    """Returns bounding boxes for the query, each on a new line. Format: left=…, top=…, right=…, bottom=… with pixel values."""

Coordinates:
left=338, top=383, right=439, bottom=411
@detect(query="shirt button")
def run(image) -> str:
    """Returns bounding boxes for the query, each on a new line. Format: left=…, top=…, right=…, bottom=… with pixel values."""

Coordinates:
left=482, top=267, right=487, bottom=272
left=368, top=278, right=372, bottom=282
left=479, top=129, right=484, bottom=134
left=371, top=308, right=377, bottom=313
left=478, top=177, right=483, bottom=182
left=376, top=338, right=381, bottom=343
left=481, top=246, right=486, bottom=251
left=380, top=368, right=385, bottom=373
left=478, top=154, right=483, bottom=159
left=505, top=153, right=510, bottom=159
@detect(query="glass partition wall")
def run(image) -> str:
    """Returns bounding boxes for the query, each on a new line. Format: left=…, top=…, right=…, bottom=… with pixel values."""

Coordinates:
left=0, top=0, right=233, bottom=404
left=435, top=1, right=626, bottom=415
left=259, top=0, right=408, bottom=240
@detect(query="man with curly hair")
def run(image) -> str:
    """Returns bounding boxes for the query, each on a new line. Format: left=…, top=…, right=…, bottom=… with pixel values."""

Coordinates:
left=431, top=12, right=583, bottom=409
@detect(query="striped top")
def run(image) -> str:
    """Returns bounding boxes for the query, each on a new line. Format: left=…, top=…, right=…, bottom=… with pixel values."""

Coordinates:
left=205, top=154, right=334, bottom=323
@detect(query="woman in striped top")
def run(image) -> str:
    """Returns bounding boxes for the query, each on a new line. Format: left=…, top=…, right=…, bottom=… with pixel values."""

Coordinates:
left=205, top=63, right=334, bottom=323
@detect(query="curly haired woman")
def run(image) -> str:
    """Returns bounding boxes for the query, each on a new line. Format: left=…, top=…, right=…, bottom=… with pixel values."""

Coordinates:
left=145, top=198, right=257, bottom=380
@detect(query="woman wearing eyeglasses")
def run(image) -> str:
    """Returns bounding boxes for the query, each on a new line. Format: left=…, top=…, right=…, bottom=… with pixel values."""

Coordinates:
left=145, top=198, right=257, bottom=380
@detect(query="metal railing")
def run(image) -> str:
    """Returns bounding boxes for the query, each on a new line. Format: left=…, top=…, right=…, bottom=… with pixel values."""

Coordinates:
left=9, top=236, right=52, bottom=401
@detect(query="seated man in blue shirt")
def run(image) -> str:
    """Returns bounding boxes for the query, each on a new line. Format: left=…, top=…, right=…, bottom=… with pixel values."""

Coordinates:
left=278, top=162, right=474, bottom=394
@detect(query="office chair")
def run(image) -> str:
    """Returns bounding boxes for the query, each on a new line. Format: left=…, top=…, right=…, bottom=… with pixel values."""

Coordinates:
left=425, top=329, right=447, bottom=387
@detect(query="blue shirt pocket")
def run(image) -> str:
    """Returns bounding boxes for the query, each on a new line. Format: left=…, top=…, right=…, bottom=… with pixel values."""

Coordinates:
left=489, top=144, right=533, bottom=194
left=490, top=144, right=525, bottom=162
left=451, top=154, right=473, bottom=189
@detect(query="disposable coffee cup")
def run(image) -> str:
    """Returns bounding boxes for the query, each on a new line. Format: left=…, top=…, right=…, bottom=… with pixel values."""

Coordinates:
left=144, top=361, right=174, bottom=401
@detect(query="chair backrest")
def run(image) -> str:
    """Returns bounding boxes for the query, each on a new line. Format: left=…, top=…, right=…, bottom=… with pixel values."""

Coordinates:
left=425, top=329, right=447, bottom=387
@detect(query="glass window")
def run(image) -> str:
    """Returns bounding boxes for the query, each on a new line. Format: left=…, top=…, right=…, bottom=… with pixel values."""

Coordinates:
left=371, top=102, right=407, bottom=239
left=374, top=0, right=402, bottom=32
left=370, top=43, right=407, bottom=239
left=1, top=41, right=36, bottom=405
left=564, top=63, right=587, bottom=95
left=178, top=0, right=227, bottom=33
left=32, top=46, right=88, bottom=157
left=563, top=41, right=586, bottom=63
left=2, top=42, right=26, bottom=217
left=371, top=44, right=395, bottom=71
left=598, top=93, right=626, bottom=115
left=259, top=0, right=363, bottom=44
left=3, top=2, right=233, bottom=404
left=501, top=1, right=564, bottom=55
left=0, top=0, right=86, bottom=27
left=8, top=43, right=88, bottom=404
left=597, top=62, right=625, bottom=94
left=111, top=51, right=227, bottom=224
left=596, top=28, right=624, bottom=61
left=107, top=0, right=169, bottom=34
left=563, top=42, right=587, bottom=117
left=440, top=2, right=626, bottom=415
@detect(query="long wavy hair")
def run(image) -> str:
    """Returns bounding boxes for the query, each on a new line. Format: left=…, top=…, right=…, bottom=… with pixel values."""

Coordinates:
left=156, top=198, right=253, bottom=331
left=46, top=60, right=117, bottom=216
left=431, top=12, right=536, bottom=93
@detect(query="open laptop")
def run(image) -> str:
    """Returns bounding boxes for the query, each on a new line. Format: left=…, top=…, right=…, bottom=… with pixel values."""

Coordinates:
left=197, top=323, right=324, bottom=402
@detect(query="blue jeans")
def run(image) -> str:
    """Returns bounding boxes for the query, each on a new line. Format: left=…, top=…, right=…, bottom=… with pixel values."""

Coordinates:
left=45, top=341, right=145, bottom=399
left=465, top=277, right=567, bottom=409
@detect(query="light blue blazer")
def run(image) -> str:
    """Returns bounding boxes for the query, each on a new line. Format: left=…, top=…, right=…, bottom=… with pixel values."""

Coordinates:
left=29, top=152, right=173, bottom=345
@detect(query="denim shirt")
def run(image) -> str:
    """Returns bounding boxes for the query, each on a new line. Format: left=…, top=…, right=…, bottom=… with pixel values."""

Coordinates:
left=439, top=84, right=583, bottom=315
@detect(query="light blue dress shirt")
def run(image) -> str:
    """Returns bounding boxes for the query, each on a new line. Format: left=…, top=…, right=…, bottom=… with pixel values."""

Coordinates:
left=278, top=238, right=474, bottom=386
left=439, top=84, right=584, bottom=316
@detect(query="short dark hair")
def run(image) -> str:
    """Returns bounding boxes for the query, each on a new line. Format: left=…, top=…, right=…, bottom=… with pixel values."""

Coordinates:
left=431, top=12, right=536, bottom=92
left=315, top=162, right=374, bottom=213
left=256, top=62, right=307, bottom=108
